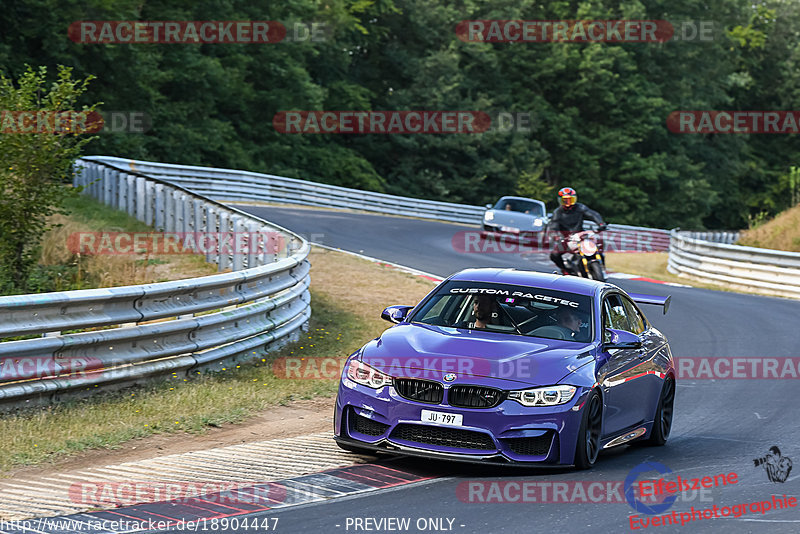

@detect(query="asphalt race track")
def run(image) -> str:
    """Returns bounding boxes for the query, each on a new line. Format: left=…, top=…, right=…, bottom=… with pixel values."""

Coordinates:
left=151, top=206, right=800, bottom=534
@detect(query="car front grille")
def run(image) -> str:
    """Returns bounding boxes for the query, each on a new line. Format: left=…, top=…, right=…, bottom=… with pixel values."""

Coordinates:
left=352, top=413, right=390, bottom=436
left=448, top=385, right=505, bottom=408
left=394, top=378, right=444, bottom=404
left=390, top=423, right=495, bottom=450
left=503, top=433, right=553, bottom=456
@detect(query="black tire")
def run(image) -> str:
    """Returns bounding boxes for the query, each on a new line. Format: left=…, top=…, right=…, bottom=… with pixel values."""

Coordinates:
left=574, top=389, right=603, bottom=469
left=644, top=377, right=675, bottom=446
left=588, top=261, right=606, bottom=282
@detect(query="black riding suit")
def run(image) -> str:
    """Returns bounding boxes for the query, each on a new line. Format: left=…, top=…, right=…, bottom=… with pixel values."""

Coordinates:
left=547, top=203, right=605, bottom=271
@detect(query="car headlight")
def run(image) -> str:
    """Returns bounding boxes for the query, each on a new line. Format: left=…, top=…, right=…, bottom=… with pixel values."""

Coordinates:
left=508, top=385, right=577, bottom=407
left=346, top=359, right=392, bottom=389
left=533, top=218, right=543, bottom=226
left=484, top=211, right=494, bottom=222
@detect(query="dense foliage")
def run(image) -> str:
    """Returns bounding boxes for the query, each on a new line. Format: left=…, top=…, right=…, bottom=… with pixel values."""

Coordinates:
left=0, top=65, right=97, bottom=292
left=1, top=0, right=798, bottom=230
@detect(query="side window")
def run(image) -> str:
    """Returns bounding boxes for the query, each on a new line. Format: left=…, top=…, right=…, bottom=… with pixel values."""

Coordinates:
left=621, top=297, right=647, bottom=335
left=603, top=294, right=632, bottom=333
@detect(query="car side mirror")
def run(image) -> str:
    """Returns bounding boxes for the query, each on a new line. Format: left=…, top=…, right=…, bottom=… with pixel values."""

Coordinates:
left=381, top=305, right=414, bottom=324
left=603, top=328, right=642, bottom=350
left=485, top=203, right=493, bottom=209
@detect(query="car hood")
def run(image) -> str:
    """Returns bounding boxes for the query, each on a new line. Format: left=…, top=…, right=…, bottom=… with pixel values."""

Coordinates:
left=361, top=323, right=594, bottom=388
left=487, top=210, right=544, bottom=230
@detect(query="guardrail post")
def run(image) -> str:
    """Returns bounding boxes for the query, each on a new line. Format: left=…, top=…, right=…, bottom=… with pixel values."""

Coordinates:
left=137, top=177, right=147, bottom=223
left=205, top=205, right=218, bottom=266
left=218, top=211, right=231, bottom=272
left=103, top=167, right=113, bottom=206
left=192, top=198, right=203, bottom=234
left=118, top=172, right=128, bottom=212
left=90, top=165, right=100, bottom=199
left=154, top=183, right=165, bottom=231
left=246, top=221, right=259, bottom=267
left=164, top=188, right=176, bottom=233
left=180, top=194, right=191, bottom=233
left=127, top=175, right=136, bottom=217
left=231, top=216, right=245, bottom=271
left=173, top=191, right=184, bottom=234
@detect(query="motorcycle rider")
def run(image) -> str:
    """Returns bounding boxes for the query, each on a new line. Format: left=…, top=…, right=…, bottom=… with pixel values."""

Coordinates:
left=547, top=187, right=607, bottom=274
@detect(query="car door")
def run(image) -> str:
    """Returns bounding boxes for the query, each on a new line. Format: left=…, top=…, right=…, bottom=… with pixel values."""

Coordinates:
left=621, top=295, right=666, bottom=422
left=597, top=293, right=649, bottom=435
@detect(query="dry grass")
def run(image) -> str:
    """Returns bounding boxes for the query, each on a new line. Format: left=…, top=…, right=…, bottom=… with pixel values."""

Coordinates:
left=605, top=252, right=686, bottom=284
left=0, top=247, right=435, bottom=474
left=738, top=204, right=800, bottom=252
left=39, top=195, right=217, bottom=288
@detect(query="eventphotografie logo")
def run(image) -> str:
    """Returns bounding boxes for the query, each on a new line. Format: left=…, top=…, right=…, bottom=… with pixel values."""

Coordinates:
left=753, top=446, right=793, bottom=483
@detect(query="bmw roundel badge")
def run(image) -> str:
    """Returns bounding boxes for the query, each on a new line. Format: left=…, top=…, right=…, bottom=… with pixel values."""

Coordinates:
left=443, top=373, right=457, bottom=382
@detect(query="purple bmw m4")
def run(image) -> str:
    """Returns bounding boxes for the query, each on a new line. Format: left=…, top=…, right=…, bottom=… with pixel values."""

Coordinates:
left=333, top=268, right=675, bottom=469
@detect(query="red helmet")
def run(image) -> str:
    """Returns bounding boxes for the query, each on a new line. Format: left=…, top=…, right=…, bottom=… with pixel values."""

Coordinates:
left=558, top=187, right=577, bottom=209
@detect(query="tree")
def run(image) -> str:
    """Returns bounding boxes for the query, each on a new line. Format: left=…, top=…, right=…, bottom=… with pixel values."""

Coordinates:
left=0, top=65, right=98, bottom=293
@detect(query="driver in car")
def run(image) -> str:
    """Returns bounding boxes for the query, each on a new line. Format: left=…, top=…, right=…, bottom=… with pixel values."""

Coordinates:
left=461, top=294, right=499, bottom=329
left=555, top=307, right=582, bottom=339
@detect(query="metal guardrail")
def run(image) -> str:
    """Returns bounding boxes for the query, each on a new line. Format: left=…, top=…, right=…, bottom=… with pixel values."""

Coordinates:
left=667, top=230, right=800, bottom=299
left=84, top=156, right=672, bottom=251
left=84, top=156, right=487, bottom=225
left=0, top=160, right=311, bottom=406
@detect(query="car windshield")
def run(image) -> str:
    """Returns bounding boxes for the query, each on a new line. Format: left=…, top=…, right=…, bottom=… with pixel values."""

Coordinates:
left=493, top=199, right=544, bottom=216
left=411, top=281, right=593, bottom=342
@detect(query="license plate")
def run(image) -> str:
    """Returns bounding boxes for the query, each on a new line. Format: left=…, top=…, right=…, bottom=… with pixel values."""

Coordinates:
left=421, top=409, right=463, bottom=426
left=500, top=226, right=520, bottom=233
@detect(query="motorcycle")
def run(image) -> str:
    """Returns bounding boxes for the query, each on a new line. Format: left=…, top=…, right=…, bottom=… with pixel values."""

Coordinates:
left=558, top=229, right=607, bottom=282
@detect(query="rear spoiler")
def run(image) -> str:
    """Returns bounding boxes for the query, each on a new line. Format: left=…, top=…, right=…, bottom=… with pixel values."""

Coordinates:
left=628, top=293, right=671, bottom=315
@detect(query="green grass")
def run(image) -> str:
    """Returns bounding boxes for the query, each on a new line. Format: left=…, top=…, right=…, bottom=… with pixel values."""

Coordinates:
left=0, top=291, right=364, bottom=474
left=59, top=193, right=152, bottom=232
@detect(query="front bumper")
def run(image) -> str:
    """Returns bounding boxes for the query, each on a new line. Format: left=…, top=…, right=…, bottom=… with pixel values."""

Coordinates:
left=334, top=379, right=588, bottom=465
